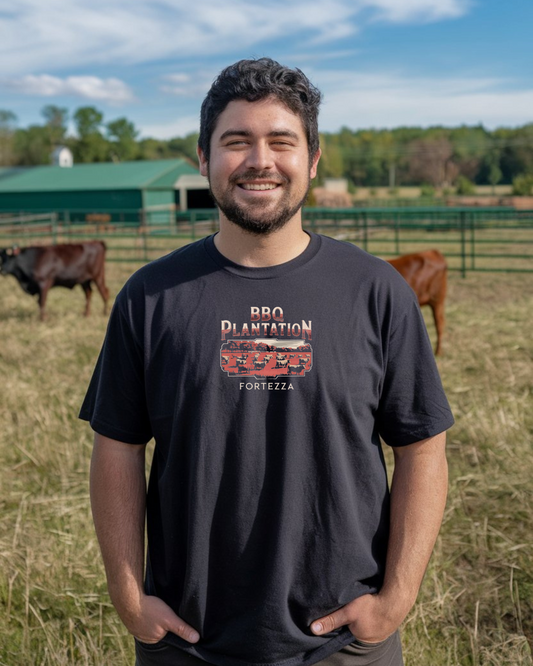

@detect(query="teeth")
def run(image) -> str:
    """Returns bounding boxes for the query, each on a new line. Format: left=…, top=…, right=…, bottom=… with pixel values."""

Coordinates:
left=241, top=183, right=278, bottom=191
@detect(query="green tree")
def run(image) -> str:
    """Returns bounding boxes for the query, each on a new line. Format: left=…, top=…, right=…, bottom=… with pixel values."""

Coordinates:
left=41, top=105, right=68, bottom=147
left=449, top=124, right=488, bottom=182
left=74, top=106, right=103, bottom=137
left=455, top=175, right=476, bottom=195
left=484, top=148, right=503, bottom=193
left=497, top=124, right=533, bottom=183
left=0, top=109, right=17, bottom=165
left=106, top=117, right=139, bottom=161
left=512, top=173, right=533, bottom=196
left=167, top=132, right=200, bottom=163
left=138, top=138, right=172, bottom=160
left=318, top=133, right=344, bottom=180
left=13, top=125, right=52, bottom=165
left=73, top=106, right=109, bottom=162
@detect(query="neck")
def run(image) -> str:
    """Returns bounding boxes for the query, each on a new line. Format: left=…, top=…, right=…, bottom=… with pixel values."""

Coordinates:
left=214, top=215, right=310, bottom=267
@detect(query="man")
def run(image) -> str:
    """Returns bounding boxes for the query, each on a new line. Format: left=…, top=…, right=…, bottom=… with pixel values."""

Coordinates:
left=81, top=58, right=453, bottom=666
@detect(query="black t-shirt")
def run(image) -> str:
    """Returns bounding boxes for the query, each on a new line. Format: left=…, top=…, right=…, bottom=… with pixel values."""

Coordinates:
left=80, top=232, right=454, bottom=666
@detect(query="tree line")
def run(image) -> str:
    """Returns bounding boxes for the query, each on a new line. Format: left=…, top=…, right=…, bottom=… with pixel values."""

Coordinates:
left=1, top=105, right=533, bottom=193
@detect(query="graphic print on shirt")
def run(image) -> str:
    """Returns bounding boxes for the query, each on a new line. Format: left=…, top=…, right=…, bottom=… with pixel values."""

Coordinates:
left=220, top=306, right=313, bottom=380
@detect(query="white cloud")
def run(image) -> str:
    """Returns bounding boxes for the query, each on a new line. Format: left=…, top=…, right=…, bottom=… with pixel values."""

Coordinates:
left=3, top=74, right=134, bottom=104
left=361, top=0, right=471, bottom=22
left=140, top=69, right=533, bottom=139
left=160, top=72, right=215, bottom=98
left=1, top=0, right=472, bottom=74
left=317, top=71, right=533, bottom=130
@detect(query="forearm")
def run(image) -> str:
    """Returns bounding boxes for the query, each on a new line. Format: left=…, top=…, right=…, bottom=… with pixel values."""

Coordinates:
left=381, top=432, right=448, bottom=615
left=90, top=433, right=147, bottom=623
left=311, top=431, right=448, bottom=641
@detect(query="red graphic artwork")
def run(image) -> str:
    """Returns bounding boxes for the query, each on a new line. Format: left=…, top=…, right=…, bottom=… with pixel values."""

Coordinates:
left=220, top=339, right=313, bottom=379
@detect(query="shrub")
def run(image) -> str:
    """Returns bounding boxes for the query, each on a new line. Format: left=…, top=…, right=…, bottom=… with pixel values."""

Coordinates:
left=455, top=175, right=476, bottom=195
left=420, top=183, right=435, bottom=198
left=512, top=173, right=533, bottom=196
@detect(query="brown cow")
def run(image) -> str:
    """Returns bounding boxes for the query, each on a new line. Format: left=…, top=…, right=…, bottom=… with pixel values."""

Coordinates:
left=0, top=241, right=109, bottom=320
left=387, top=249, right=447, bottom=355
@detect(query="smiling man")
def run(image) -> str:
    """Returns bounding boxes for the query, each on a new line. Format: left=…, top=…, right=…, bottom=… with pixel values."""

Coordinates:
left=199, top=96, right=319, bottom=238
left=81, top=58, right=454, bottom=666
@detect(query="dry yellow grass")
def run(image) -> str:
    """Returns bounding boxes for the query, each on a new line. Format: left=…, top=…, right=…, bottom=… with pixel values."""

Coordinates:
left=0, top=256, right=532, bottom=665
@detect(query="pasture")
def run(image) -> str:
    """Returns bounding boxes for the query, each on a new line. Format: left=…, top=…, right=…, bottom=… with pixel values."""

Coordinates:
left=0, top=254, right=532, bottom=665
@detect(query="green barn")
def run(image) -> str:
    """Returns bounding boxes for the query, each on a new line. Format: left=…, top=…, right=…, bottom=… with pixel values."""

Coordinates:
left=0, top=159, right=213, bottom=221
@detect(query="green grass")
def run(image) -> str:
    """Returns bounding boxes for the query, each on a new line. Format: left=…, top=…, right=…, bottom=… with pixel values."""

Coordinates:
left=0, top=261, right=532, bottom=665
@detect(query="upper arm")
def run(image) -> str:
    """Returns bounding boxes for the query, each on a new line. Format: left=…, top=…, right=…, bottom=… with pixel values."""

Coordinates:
left=392, top=431, right=447, bottom=464
left=91, top=432, right=147, bottom=471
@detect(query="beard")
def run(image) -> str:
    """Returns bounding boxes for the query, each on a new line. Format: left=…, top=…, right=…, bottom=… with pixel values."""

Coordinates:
left=208, top=168, right=311, bottom=236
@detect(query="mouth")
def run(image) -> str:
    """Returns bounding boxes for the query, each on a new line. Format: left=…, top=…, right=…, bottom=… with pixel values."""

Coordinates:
left=238, top=182, right=280, bottom=191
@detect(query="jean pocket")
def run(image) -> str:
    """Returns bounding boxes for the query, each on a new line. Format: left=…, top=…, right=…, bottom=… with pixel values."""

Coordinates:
left=349, top=635, right=390, bottom=649
left=135, top=637, right=169, bottom=652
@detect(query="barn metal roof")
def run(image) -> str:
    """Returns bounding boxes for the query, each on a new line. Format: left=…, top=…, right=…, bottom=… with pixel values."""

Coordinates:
left=0, top=159, right=198, bottom=192
left=0, top=167, right=32, bottom=183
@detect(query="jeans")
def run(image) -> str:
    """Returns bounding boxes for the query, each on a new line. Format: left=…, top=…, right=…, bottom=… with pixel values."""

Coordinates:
left=135, top=631, right=403, bottom=666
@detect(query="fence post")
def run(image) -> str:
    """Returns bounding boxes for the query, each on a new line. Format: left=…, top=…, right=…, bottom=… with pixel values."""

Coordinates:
left=460, top=211, right=467, bottom=278
left=52, top=213, right=58, bottom=245
left=394, top=212, right=400, bottom=255
left=470, top=212, right=476, bottom=271
left=363, top=211, right=368, bottom=252
left=143, top=225, right=148, bottom=262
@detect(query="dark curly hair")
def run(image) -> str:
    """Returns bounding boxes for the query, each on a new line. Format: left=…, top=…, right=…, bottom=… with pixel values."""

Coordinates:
left=198, top=58, right=322, bottom=162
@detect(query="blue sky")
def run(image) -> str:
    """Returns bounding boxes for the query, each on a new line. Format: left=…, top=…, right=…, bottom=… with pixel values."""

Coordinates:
left=1, top=0, right=532, bottom=139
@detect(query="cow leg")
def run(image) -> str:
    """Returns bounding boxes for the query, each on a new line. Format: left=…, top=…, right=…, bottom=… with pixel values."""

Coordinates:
left=37, top=284, right=50, bottom=321
left=81, top=281, right=93, bottom=317
left=431, top=269, right=447, bottom=356
left=94, top=271, right=110, bottom=315
left=430, top=300, right=445, bottom=356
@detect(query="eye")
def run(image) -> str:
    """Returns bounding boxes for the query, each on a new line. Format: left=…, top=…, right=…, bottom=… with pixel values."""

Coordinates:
left=225, top=139, right=249, bottom=146
left=271, top=139, right=296, bottom=148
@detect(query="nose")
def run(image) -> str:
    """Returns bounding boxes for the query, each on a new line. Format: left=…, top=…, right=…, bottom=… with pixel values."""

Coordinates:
left=244, top=141, right=274, bottom=171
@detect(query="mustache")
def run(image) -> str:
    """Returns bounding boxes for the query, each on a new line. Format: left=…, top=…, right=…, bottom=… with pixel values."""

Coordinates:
left=229, top=170, right=289, bottom=185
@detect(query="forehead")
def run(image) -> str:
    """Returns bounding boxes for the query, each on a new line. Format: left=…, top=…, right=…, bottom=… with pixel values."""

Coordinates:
left=212, top=97, right=306, bottom=142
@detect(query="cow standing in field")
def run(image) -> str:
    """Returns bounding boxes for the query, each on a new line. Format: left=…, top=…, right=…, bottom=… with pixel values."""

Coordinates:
left=253, top=358, right=267, bottom=371
left=387, top=249, right=447, bottom=355
left=235, top=355, right=248, bottom=369
left=0, top=241, right=109, bottom=321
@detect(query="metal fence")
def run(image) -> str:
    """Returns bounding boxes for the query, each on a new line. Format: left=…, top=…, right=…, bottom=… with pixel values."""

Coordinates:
left=1, top=207, right=533, bottom=275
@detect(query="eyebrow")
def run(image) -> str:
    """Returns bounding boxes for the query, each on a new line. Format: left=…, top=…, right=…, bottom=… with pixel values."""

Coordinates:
left=218, top=129, right=300, bottom=142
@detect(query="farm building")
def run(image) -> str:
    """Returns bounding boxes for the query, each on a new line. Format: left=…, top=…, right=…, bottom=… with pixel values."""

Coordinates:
left=0, top=159, right=213, bottom=221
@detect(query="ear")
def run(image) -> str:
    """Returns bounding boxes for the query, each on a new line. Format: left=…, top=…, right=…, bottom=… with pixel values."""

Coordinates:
left=197, top=145, right=209, bottom=178
left=310, top=148, right=321, bottom=180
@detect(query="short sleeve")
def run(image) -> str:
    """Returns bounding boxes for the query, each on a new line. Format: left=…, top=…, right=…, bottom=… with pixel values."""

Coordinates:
left=79, top=290, right=153, bottom=444
left=376, top=292, right=454, bottom=447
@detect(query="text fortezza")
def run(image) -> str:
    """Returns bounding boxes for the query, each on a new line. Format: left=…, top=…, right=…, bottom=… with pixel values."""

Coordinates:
left=239, top=382, right=294, bottom=391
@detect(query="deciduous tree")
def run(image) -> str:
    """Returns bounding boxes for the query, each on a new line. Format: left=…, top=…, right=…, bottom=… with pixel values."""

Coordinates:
left=0, top=109, right=17, bottom=165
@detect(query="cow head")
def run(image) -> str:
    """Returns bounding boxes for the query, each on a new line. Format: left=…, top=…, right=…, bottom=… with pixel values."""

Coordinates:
left=0, top=246, right=21, bottom=274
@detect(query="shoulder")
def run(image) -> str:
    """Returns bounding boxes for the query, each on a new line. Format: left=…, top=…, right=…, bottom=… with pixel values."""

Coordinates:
left=118, top=236, right=213, bottom=300
left=315, top=234, right=414, bottom=296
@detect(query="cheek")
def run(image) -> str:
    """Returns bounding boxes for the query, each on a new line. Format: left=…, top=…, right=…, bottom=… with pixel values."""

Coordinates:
left=210, top=155, right=244, bottom=181
left=276, top=154, right=307, bottom=180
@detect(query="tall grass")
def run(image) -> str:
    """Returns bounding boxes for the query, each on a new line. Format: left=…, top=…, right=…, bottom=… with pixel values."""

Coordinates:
left=0, top=260, right=531, bottom=665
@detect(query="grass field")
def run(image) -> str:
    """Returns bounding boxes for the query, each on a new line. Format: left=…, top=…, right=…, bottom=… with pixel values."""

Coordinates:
left=0, top=254, right=532, bottom=665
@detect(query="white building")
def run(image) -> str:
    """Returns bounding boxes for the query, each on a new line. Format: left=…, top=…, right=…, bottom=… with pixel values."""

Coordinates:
left=51, top=146, right=73, bottom=168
